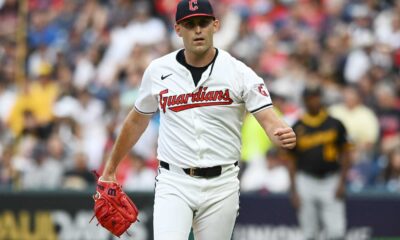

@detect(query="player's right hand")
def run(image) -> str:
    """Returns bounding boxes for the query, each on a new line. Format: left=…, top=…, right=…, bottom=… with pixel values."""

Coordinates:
left=99, top=173, right=117, bottom=182
left=91, top=172, right=139, bottom=237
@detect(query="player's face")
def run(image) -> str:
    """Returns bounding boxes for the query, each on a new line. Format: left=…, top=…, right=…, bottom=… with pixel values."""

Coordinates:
left=304, top=95, right=322, bottom=115
left=175, top=16, right=219, bottom=56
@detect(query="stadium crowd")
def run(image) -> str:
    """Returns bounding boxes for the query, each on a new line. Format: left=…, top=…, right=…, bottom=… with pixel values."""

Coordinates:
left=0, top=0, right=399, bottom=194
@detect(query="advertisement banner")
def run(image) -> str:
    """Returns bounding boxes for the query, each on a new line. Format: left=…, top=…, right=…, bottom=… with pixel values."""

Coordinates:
left=235, top=194, right=400, bottom=240
left=0, top=192, right=399, bottom=240
left=0, top=191, right=154, bottom=240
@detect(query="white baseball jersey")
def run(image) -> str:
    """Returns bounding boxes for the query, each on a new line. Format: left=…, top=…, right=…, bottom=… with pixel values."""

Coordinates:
left=135, top=48, right=272, bottom=168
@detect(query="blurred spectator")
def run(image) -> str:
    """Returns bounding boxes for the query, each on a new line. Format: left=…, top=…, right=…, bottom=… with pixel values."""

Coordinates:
left=294, top=35, right=320, bottom=73
left=28, top=10, right=62, bottom=49
left=230, top=18, right=263, bottom=67
left=8, top=63, right=59, bottom=138
left=52, top=94, right=85, bottom=166
left=21, top=142, right=64, bottom=190
left=258, top=35, right=289, bottom=77
left=0, top=40, right=17, bottom=83
left=64, top=29, right=91, bottom=68
left=0, top=78, right=16, bottom=127
left=357, top=73, right=377, bottom=108
left=329, top=85, right=379, bottom=163
left=10, top=135, right=37, bottom=180
left=329, top=85, right=382, bottom=190
left=103, top=91, right=124, bottom=140
left=395, top=48, right=400, bottom=72
left=154, top=0, right=179, bottom=20
left=62, top=152, right=95, bottom=190
left=347, top=4, right=374, bottom=49
left=52, top=52, right=72, bottom=85
left=0, top=0, right=18, bottom=41
left=295, top=0, right=326, bottom=33
left=29, top=0, right=64, bottom=11
left=127, top=1, right=166, bottom=46
left=344, top=30, right=374, bottom=84
left=132, top=116, right=159, bottom=161
left=270, top=53, right=307, bottom=104
left=380, top=147, right=400, bottom=192
left=72, top=89, right=107, bottom=170
left=241, top=148, right=289, bottom=193
left=395, top=74, right=400, bottom=98
left=123, top=151, right=156, bottom=192
left=53, top=0, right=78, bottom=32
left=74, top=0, right=108, bottom=38
left=46, top=133, right=71, bottom=169
left=213, top=2, right=242, bottom=50
left=97, top=1, right=166, bottom=87
left=374, top=0, right=400, bottom=50
left=0, top=146, right=18, bottom=189
left=72, top=46, right=100, bottom=90
left=107, top=0, right=135, bottom=28
left=318, top=29, right=350, bottom=86
left=119, top=69, right=142, bottom=111
left=27, top=45, right=55, bottom=78
left=373, top=83, right=400, bottom=153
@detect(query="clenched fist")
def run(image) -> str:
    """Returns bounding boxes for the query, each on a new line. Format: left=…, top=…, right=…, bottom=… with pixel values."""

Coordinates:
left=274, top=127, right=296, bottom=149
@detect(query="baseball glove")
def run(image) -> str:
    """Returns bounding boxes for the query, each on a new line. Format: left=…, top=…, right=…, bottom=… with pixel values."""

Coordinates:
left=91, top=172, right=139, bottom=237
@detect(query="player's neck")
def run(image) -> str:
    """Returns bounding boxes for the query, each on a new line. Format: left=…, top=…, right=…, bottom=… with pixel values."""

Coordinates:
left=184, top=48, right=216, bottom=67
left=307, top=109, right=324, bottom=117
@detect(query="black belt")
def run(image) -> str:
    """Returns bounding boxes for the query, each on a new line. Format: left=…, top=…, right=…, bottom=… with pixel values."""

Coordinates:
left=160, top=161, right=238, bottom=178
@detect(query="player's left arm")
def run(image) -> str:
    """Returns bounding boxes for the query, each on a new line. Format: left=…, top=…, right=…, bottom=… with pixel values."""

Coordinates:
left=253, top=107, right=296, bottom=149
left=336, top=121, right=353, bottom=199
left=238, top=61, right=295, bottom=149
left=336, top=147, right=351, bottom=199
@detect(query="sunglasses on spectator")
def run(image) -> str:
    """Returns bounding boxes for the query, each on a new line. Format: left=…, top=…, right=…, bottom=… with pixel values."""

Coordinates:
left=180, top=18, right=214, bottom=29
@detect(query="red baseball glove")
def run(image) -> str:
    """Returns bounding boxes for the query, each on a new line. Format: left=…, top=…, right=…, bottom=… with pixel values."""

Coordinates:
left=91, top=173, right=139, bottom=237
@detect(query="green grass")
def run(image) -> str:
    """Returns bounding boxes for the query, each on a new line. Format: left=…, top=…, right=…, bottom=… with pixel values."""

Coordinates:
left=372, top=237, right=400, bottom=240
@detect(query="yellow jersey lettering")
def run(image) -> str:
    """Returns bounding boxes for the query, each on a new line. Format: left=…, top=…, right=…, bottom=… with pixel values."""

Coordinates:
left=298, top=130, right=337, bottom=150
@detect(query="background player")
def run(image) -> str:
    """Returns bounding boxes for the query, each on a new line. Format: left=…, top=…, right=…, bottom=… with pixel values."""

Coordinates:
left=99, top=0, right=296, bottom=240
left=286, top=86, right=352, bottom=240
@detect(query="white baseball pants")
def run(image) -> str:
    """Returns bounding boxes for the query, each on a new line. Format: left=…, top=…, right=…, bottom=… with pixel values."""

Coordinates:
left=153, top=164, right=240, bottom=240
left=296, top=172, right=346, bottom=240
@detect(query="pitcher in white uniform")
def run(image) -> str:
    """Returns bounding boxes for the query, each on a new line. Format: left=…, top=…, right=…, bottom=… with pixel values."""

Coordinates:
left=100, top=1, right=297, bottom=239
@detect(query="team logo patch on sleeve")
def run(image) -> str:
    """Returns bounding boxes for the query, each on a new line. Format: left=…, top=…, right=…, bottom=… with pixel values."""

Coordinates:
left=159, top=87, right=233, bottom=113
left=258, top=84, right=269, bottom=97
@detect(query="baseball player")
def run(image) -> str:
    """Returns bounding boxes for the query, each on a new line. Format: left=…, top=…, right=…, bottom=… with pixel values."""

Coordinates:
left=100, top=0, right=296, bottom=240
left=286, top=86, right=352, bottom=240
